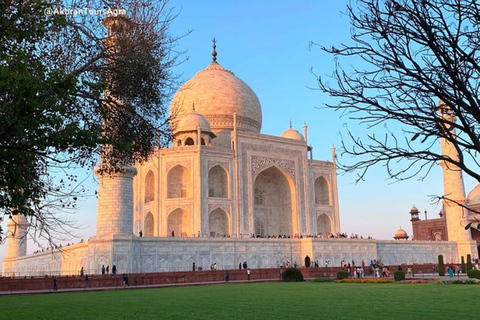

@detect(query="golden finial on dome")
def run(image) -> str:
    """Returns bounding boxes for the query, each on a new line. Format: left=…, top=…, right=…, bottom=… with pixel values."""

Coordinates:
left=289, top=119, right=292, bottom=128
left=212, top=38, right=217, bottom=62
left=192, top=102, right=195, bottom=112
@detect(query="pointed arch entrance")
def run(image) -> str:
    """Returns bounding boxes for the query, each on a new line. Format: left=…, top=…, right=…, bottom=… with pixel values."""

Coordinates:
left=316, top=213, right=332, bottom=235
left=167, top=208, right=193, bottom=237
left=209, top=208, right=229, bottom=237
left=144, top=212, right=154, bottom=237
left=253, top=166, right=297, bottom=237
left=314, top=176, right=330, bottom=205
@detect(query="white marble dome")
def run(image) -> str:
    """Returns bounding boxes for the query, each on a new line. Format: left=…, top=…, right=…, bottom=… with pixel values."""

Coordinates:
left=467, top=183, right=480, bottom=211
left=170, top=60, right=262, bottom=133
left=173, top=110, right=212, bottom=134
left=281, top=128, right=304, bottom=141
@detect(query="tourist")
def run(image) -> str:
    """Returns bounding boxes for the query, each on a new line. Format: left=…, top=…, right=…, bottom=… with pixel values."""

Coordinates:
left=225, top=271, right=230, bottom=282
left=53, top=276, right=58, bottom=291
left=106, top=265, right=109, bottom=274
left=112, top=265, right=117, bottom=275
left=84, top=275, right=89, bottom=289
left=80, top=267, right=84, bottom=276
left=139, top=230, right=143, bottom=237
left=448, top=266, right=454, bottom=277
left=193, top=262, right=196, bottom=271
left=239, top=262, right=242, bottom=270
left=123, top=274, right=130, bottom=287
left=171, top=231, right=175, bottom=237
left=247, top=268, right=251, bottom=280
left=101, top=265, right=105, bottom=275
left=243, top=261, right=248, bottom=269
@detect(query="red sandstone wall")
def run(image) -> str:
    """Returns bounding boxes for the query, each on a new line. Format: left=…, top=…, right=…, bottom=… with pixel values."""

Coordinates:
left=412, top=219, right=447, bottom=241
left=0, top=264, right=439, bottom=293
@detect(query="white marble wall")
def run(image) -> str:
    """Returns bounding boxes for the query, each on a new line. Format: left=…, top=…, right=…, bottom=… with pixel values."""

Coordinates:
left=4, top=238, right=458, bottom=276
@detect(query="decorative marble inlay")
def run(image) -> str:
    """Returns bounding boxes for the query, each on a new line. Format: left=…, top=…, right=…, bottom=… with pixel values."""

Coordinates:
left=166, top=161, right=191, bottom=172
left=207, top=160, right=230, bottom=171
left=208, top=203, right=230, bottom=214
left=252, top=156, right=296, bottom=180
left=166, top=204, right=192, bottom=214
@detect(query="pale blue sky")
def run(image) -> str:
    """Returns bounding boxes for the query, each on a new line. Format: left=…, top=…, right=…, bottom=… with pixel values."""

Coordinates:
left=1, top=0, right=476, bottom=263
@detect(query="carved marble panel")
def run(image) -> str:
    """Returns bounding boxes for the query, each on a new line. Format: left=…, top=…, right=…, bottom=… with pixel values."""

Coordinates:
left=166, top=160, right=191, bottom=172
left=252, top=156, right=296, bottom=180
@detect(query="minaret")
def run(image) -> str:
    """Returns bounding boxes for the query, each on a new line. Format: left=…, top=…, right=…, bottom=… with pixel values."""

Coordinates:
left=5, top=215, right=28, bottom=258
left=409, top=206, right=420, bottom=221
left=331, top=146, right=341, bottom=233
left=438, top=101, right=475, bottom=261
left=94, top=13, right=137, bottom=238
left=2, top=214, right=29, bottom=275
left=303, top=122, right=308, bottom=144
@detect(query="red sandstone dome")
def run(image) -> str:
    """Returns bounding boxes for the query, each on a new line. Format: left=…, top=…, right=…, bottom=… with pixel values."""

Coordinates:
left=394, top=228, right=409, bottom=240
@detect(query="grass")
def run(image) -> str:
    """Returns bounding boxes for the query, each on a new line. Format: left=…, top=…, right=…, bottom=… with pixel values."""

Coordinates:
left=0, top=281, right=478, bottom=319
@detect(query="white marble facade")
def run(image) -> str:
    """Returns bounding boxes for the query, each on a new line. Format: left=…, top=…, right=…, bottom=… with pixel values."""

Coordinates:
left=1, top=53, right=464, bottom=276
left=133, top=132, right=340, bottom=241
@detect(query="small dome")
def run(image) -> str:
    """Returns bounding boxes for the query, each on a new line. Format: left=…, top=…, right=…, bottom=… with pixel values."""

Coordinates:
left=394, top=228, right=409, bottom=240
left=410, top=205, right=419, bottom=214
left=281, top=128, right=304, bottom=141
left=173, top=111, right=212, bottom=134
left=467, top=183, right=480, bottom=211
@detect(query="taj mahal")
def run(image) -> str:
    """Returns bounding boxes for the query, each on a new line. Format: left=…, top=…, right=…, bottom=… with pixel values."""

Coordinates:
left=2, top=35, right=479, bottom=275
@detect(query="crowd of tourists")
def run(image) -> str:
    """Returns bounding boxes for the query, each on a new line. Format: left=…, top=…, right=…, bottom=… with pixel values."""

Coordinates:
left=249, top=232, right=374, bottom=239
left=32, top=239, right=87, bottom=254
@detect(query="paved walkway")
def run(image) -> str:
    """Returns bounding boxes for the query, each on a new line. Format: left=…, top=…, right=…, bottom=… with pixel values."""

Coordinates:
left=0, top=273, right=468, bottom=296
left=0, top=278, right=281, bottom=296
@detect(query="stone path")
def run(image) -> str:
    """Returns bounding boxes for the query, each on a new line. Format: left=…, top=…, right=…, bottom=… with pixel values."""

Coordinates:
left=0, top=278, right=280, bottom=296
left=0, top=273, right=468, bottom=296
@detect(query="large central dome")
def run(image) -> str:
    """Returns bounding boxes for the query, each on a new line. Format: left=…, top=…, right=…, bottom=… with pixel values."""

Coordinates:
left=170, top=60, right=262, bottom=134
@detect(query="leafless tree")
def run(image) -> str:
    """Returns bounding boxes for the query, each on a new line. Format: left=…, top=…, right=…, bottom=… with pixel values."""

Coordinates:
left=1, top=0, right=186, bottom=246
left=312, top=0, right=480, bottom=186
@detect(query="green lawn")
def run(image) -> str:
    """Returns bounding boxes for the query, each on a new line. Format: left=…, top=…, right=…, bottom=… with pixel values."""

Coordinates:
left=0, top=282, right=477, bottom=319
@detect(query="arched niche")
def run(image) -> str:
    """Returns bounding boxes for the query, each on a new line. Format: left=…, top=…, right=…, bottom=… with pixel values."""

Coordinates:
left=209, top=208, right=229, bottom=237
left=253, top=166, right=297, bottom=237
left=208, top=165, right=228, bottom=198
left=167, top=208, right=192, bottom=237
left=145, top=170, right=154, bottom=203
left=144, top=212, right=154, bottom=237
left=316, top=213, right=332, bottom=234
left=185, top=137, right=195, bottom=145
left=314, top=176, right=331, bottom=205
left=167, top=165, right=191, bottom=198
